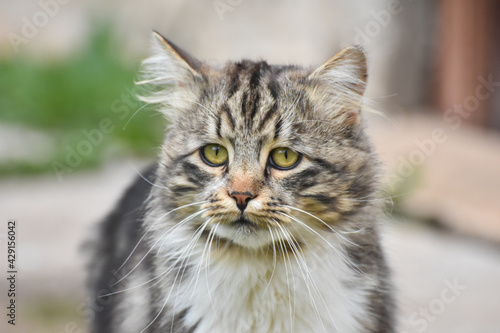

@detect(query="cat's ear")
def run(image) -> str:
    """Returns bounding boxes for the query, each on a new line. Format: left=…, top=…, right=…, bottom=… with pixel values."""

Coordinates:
left=151, top=31, right=202, bottom=76
left=308, top=46, right=367, bottom=128
left=137, top=32, right=203, bottom=119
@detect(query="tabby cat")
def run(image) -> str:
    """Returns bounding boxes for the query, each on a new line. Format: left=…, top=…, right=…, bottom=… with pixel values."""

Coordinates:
left=87, top=32, right=394, bottom=333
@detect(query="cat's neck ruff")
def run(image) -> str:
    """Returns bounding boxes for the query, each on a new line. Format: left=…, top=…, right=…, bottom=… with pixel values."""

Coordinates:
left=151, top=219, right=373, bottom=333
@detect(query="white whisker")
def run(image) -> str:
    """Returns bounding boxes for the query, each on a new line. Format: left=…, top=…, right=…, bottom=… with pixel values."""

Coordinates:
left=123, top=102, right=152, bottom=130
left=283, top=205, right=360, bottom=247
left=139, top=217, right=211, bottom=333
left=129, top=163, right=166, bottom=190
left=274, top=223, right=295, bottom=331
left=262, top=225, right=278, bottom=295
left=284, top=221, right=338, bottom=333
left=105, top=216, right=211, bottom=298
left=204, top=222, right=220, bottom=318
left=169, top=218, right=213, bottom=333
left=114, top=208, right=208, bottom=286
left=280, top=212, right=374, bottom=284
left=115, top=200, right=207, bottom=274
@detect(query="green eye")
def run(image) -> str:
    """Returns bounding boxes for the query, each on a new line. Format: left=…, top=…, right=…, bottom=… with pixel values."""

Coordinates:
left=201, top=144, right=228, bottom=166
left=269, top=147, right=301, bottom=170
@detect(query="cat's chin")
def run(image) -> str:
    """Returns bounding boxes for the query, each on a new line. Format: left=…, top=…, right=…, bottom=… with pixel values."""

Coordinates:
left=214, top=220, right=273, bottom=250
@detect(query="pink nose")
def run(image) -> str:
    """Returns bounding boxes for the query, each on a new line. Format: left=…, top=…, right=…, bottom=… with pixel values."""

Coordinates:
left=229, top=191, right=255, bottom=211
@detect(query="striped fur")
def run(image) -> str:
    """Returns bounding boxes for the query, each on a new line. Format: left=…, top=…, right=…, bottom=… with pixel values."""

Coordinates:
left=88, top=32, right=394, bottom=333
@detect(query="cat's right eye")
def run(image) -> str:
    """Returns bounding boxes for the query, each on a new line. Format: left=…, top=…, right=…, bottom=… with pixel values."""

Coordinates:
left=269, top=147, right=301, bottom=170
left=200, top=144, right=228, bottom=167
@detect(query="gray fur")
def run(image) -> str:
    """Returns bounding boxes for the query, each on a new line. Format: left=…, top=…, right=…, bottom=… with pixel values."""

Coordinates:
left=88, top=33, right=394, bottom=332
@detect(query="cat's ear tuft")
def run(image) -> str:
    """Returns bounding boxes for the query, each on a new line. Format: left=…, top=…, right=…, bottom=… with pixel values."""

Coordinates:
left=150, top=31, right=202, bottom=76
left=309, top=46, right=368, bottom=128
left=136, top=32, right=203, bottom=119
left=310, top=46, right=367, bottom=95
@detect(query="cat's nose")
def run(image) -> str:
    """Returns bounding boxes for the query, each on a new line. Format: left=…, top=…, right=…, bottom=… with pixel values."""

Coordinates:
left=229, top=191, right=256, bottom=211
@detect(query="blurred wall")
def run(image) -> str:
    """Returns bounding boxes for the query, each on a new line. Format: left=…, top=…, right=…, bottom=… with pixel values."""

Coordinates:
left=1, top=0, right=437, bottom=111
left=3, top=0, right=499, bottom=129
left=435, top=0, right=500, bottom=129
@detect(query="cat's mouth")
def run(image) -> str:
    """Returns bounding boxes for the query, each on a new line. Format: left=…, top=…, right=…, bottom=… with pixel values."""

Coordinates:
left=231, top=217, right=258, bottom=230
left=211, top=215, right=272, bottom=249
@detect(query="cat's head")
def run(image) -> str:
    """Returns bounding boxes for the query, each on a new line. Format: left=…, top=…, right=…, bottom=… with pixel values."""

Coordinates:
left=139, top=32, right=377, bottom=251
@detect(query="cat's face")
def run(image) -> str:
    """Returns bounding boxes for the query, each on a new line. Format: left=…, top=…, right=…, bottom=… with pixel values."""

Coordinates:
left=141, top=34, right=377, bottom=251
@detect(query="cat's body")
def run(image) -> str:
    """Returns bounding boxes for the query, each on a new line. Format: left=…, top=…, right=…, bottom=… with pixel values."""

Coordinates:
left=88, top=33, right=394, bottom=333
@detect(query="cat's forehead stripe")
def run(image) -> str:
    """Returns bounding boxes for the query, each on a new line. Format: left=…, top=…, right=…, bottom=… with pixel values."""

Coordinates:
left=257, top=102, right=278, bottom=131
left=220, top=103, right=236, bottom=129
left=274, top=118, right=283, bottom=140
left=226, top=62, right=244, bottom=98
left=215, top=116, right=222, bottom=138
left=240, top=92, right=248, bottom=118
left=219, top=60, right=289, bottom=137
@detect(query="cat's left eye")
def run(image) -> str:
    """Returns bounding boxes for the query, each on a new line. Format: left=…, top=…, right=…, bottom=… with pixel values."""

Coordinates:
left=269, top=147, right=301, bottom=170
left=201, top=144, right=228, bottom=166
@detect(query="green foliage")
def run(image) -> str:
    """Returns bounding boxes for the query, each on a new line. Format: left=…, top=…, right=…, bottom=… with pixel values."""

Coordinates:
left=383, top=166, right=422, bottom=217
left=0, top=24, right=164, bottom=177
left=25, top=297, right=87, bottom=331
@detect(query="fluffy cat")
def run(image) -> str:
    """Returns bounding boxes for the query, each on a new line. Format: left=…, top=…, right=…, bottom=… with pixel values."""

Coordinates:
left=87, top=32, right=394, bottom=333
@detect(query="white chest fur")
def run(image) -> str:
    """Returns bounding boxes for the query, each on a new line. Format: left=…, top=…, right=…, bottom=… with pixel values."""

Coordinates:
left=165, top=234, right=372, bottom=333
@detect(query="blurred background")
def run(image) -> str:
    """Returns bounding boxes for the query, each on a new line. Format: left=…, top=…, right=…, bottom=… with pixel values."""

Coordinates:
left=1, top=0, right=499, bottom=332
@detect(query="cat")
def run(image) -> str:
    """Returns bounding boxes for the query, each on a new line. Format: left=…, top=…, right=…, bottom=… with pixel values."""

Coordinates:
left=87, top=32, right=394, bottom=333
